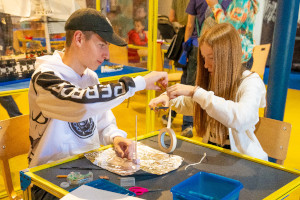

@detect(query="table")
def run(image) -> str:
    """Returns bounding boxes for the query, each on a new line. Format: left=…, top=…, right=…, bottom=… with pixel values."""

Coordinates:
left=20, top=133, right=300, bottom=200
left=0, top=64, right=149, bottom=97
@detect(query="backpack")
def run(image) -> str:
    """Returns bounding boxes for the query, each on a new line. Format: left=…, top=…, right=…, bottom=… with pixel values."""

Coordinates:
left=157, top=15, right=176, bottom=40
left=166, top=26, right=185, bottom=62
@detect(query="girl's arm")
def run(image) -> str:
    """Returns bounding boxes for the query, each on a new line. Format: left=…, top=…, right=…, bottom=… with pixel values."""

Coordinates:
left=192, top=73, right=266, bottom=131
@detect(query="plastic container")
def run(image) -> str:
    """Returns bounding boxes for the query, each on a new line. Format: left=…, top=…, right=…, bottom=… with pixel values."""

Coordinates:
left=67, top=171, right=93, bottom=185
left=171, top=172, right=243, bottom=200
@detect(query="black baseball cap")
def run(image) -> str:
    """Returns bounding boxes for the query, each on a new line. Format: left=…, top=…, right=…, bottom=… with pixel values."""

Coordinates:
left=65, top=8, right=127, bottom=46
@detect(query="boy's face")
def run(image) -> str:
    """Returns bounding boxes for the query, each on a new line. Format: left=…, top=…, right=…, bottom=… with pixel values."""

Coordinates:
left=134, top=21, right=144, bottom=33
left=80, top=33, right=110, bottom=71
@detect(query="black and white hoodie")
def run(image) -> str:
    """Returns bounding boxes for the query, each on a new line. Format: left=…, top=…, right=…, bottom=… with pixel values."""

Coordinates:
left=28, top=51, right=146, bottom=167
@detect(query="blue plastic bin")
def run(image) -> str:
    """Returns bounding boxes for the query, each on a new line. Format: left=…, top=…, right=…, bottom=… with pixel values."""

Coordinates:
left=171, top=172, right=243, bottom=200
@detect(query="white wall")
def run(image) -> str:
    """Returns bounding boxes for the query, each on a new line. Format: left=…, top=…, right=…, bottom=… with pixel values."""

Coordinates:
left=253, top=0, right=265, bottom=45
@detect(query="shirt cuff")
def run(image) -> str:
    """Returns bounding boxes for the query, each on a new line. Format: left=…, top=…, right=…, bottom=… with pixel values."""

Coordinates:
left=109, top=131, right=127, bottom=144
left=133, top=76, right=146, bottom=91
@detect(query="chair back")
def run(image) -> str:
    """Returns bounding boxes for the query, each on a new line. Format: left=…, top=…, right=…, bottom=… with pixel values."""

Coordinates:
left=0, top=115, right=30, bottom=200
left=255, top=117, right=291, bottom=165
left=109, top=44, right=129, bottom=65
left=251, top=44, right=271, bottom=79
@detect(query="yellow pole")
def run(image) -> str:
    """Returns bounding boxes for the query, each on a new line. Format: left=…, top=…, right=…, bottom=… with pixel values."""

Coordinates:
left=146, top=0, right=158, bottom=134
left=96, top=0, right=101, bottom=11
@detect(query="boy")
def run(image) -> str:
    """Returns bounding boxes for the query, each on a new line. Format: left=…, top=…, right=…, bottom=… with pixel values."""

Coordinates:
left=128, top=19, right=148, bottom=62
left=28, top=8, right=168, bottom=168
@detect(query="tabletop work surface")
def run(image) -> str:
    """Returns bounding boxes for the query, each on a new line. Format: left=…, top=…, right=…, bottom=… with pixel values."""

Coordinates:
left=33, top=135, right=299, bottom=200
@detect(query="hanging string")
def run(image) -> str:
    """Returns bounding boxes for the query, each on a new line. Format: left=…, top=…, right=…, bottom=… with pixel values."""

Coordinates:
left=185, top=153, right=207, bottom=170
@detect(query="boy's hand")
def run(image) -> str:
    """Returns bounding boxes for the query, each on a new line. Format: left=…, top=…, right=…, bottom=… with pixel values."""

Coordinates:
left=113, top=136, right=134, bottom=160
left=144, top=71, right=168, bottom=91
left=149, top=93, right=170, bottom=112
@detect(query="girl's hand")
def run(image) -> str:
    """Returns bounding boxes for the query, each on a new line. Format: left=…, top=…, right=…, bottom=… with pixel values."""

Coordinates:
left=149, top=94, right=170, bottom=112
left=167, top=84, right=195, bottom=99
left=205, top=0, right=218, bottom=8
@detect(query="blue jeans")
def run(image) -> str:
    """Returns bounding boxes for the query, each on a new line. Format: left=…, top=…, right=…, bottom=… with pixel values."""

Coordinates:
left=180, top=46, right=198, bottom=130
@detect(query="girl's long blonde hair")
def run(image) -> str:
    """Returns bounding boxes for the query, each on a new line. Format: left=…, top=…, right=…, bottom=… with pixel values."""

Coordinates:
left=194, top=23, right=243, bottom=145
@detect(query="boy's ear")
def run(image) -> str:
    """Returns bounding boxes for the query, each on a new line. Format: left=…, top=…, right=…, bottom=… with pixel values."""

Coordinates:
left=73, top=30, right=84, bottom=47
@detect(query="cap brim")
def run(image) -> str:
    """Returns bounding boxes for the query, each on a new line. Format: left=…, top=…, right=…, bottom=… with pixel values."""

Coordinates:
left=96, top=31, right=127, bottom=47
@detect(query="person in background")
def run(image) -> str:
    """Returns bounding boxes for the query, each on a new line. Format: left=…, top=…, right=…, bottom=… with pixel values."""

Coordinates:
left=162, top=0, right=193, bottom=138
left=174, top=0, right=211, bottom=138
left=169, top=0, right=189, bottom=26
left=205, top=0, right=259, bottom=69
left=149, top=23, right=268, bottom=161
left=134, top=4, right=148, bottom=31
left=128, top=19, right=148, bottom=63
left=107, top=5, right=134, bottom=39
left=29, top=8, right=168, bottom=200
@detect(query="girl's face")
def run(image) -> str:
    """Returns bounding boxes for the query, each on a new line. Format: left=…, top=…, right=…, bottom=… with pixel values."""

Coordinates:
left=200, top=43, right=214, bottom=73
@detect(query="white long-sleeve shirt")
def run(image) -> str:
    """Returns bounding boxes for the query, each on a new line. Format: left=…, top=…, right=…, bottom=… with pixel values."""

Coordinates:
left=170, top=70, right=268, bottom=160
left=28, top=51, right=146, bottom=167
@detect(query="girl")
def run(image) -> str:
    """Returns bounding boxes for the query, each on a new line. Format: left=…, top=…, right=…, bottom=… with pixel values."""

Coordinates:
left=149, top=23, right=268, bottom=161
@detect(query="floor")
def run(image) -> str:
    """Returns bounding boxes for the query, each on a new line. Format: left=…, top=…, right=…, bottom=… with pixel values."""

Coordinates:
left=0, top=79, right=300, bottom=199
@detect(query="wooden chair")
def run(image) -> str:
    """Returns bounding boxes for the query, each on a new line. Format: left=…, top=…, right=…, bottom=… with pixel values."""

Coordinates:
left=255, top=117, right=291, bottom=165
left=251, top=44, right=271, bottom=79
left=109, top=44, right=129, bottom=65
left=0, top=115, right=30, bottom=200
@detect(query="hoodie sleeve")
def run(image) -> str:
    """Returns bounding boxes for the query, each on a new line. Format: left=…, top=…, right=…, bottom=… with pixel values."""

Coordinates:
left=192, top=73, right=266, bottom=132
left=97, top=110, right=127, bottom=145
left=31, top=71, right=146, bottom=122
left=170, top=95, right=195, bottom=116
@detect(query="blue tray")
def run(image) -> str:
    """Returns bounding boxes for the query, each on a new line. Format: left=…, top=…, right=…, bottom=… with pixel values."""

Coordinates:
left=68, top=179, right=136, bottom=197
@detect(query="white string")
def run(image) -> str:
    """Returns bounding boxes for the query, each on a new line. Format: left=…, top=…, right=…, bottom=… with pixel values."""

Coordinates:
left=185, top=153, right=207, bottom=170
left=167, top=107, right=172, bottom=129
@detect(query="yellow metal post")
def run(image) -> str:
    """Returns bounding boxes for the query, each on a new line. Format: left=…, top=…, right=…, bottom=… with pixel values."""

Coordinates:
left=96, top=0, right=101, bottom=11
left=146, top=0, right=159, bottom=134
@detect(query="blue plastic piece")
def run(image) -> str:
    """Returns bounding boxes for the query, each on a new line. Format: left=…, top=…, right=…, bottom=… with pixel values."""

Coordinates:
left=171, top=172, right=243, bottom=200
left=268, top=157, right=277, bottom=163
left=20, top=170, right=31, bottom=191
left=68, top=179, right=136, bottom=197
left=266, top=0, right=299, bottom=121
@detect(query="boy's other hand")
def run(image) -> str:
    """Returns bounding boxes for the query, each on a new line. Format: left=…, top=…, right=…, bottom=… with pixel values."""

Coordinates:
left=113, top=136, right=134, bottom=160
left=144, top=71, right=168, bottom=91
left=149, top=94, right=170, bottom=112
